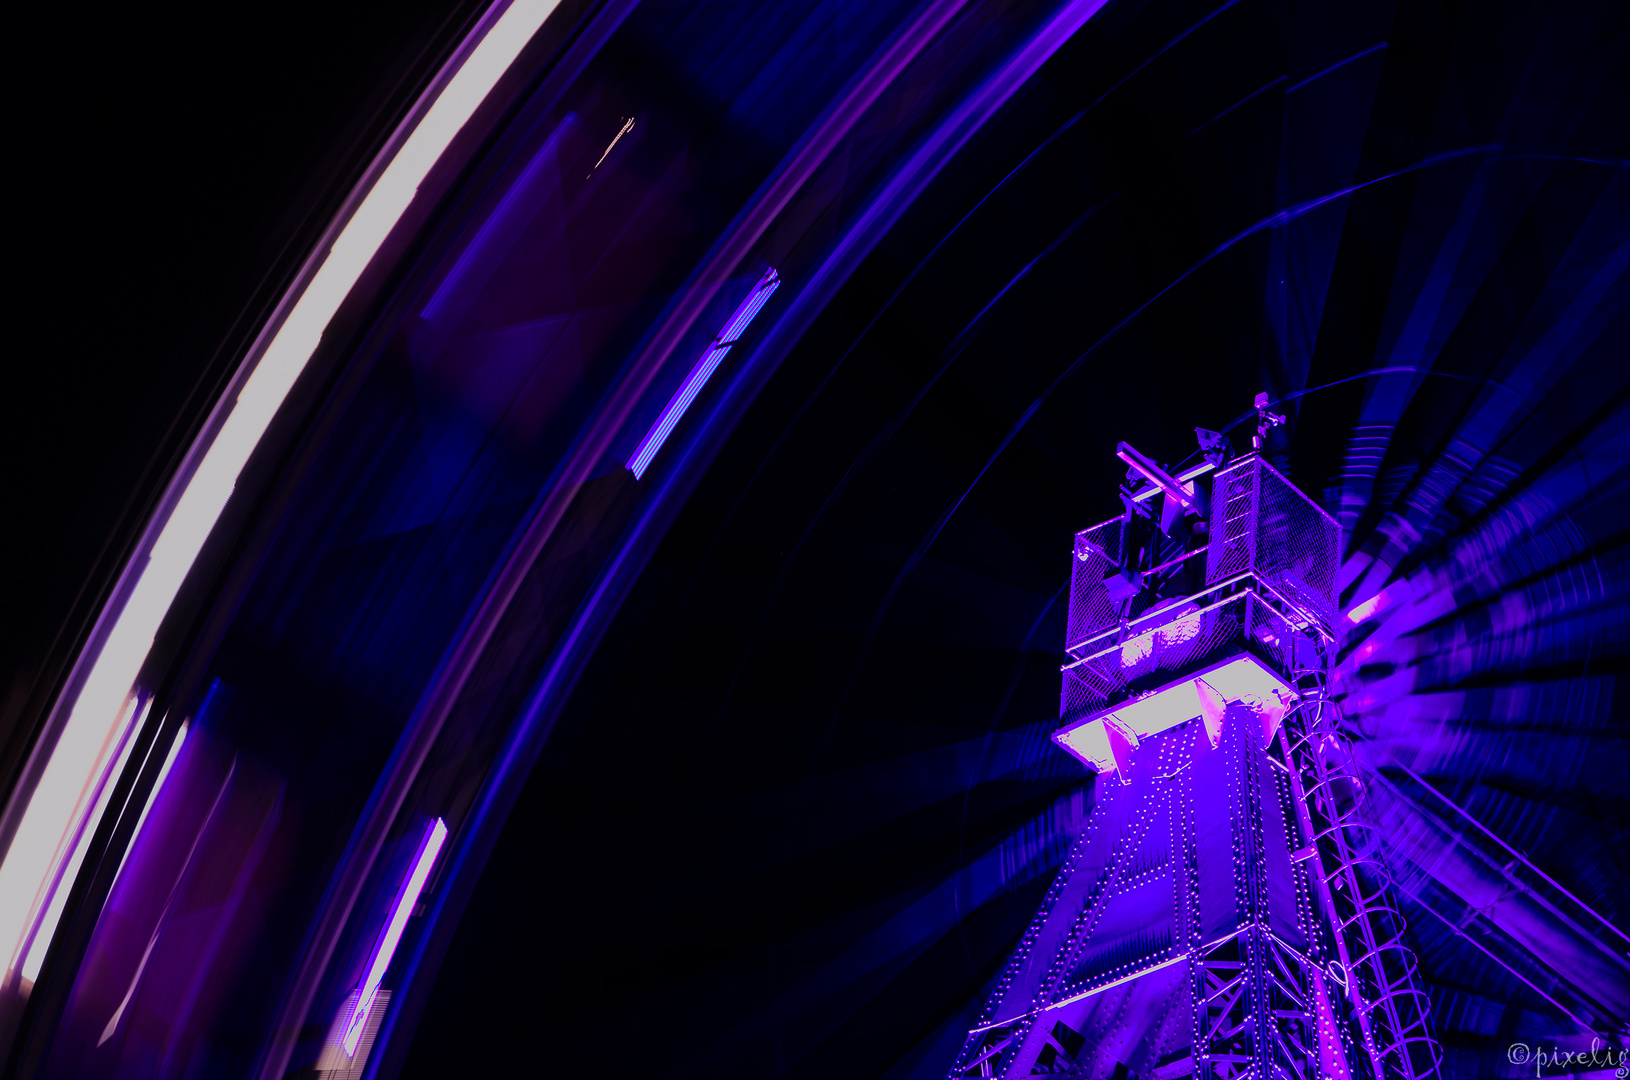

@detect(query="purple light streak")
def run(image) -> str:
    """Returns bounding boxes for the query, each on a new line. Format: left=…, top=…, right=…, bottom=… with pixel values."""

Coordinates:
left=421, top=116, right=578, bottom=321
left=0, top=0, right=558, bottom=1013
left=110, top=720, right=189, bottom=889
left=342, top=817, right=447, bottom=1057
left=627, top=268, right=780, bottom=480
left=1284, top=40, right=1389, bottom=94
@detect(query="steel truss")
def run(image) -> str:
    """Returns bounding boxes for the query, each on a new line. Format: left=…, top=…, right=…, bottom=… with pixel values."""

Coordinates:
left=949, top=452, right=1440, bottom=1080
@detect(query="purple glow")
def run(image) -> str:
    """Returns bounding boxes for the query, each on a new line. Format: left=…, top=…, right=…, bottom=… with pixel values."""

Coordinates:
left=1346, top=578, right=1411, bottom=623
left=1345, top=592, right=1385, bottom=622
left=1054, top=655, right=1296, bottom=774
left=110, top=720, right=189, bottom=888
left=0, top=0, right=559, bottom=992
left=627, top=268, right=781, bottom=479
left=421, top=115, right=579, bottom=321
left=342, top=817, right=447, bottom=1057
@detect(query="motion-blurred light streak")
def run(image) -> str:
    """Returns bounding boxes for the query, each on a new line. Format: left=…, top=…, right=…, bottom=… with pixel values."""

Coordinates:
left=342, top=818, right=447, bottom=1057
left=589, top=116, right=634, bottom=176
left=0, top=0, right=560, bottom=995
left=627, top=268, right=781, bottom=479
left=109, top=721, right=189, bottom=890
left=97, top=757, right=237, bottom=1047
left=16, top=696, right=147, bottom=983
left=1283, top=41, right=1388, bottom=95
left=421, top=114, right=580, bottom=321
left=1366, top=774, right=1630, bottom=1030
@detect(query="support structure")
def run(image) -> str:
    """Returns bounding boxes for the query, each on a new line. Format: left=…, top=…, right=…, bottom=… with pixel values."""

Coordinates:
left=950, top=440, right=1442, bottom=1080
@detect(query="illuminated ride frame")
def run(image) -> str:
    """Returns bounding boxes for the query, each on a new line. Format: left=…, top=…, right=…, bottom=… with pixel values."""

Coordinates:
left=949, top=437, right=1443, bottom=1080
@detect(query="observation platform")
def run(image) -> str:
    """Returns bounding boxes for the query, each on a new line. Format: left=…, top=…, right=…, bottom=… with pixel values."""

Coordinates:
left=1054, top=455, right=1340, bottom=779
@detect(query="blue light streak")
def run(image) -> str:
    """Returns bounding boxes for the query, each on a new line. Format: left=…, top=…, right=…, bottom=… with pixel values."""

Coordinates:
left=627, top=268, right=780, bottom=480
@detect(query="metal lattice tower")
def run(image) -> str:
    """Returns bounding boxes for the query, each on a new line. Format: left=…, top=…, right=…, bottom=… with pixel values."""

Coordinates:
left=949, top=443, right=1443, bottom=1080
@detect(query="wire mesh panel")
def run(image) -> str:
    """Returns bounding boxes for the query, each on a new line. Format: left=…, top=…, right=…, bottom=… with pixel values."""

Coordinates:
left=1066, top=517, right=1166, bottom=652
left=1206, top=456, right=1341, bottom=622
left=1061, top=589, right=1303, bottom=725
left=1067, top=517, right=1121, bottom=650
left=1071, top=456, right=1336, bottom=656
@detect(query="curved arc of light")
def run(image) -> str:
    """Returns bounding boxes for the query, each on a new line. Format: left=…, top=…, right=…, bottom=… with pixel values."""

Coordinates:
left=385, top=46, right=1619, bottom=1080
left=270, top=2, right=1030, bottom=1074
left=365, top=5, right=1125, bottom=1074
left=597, top=0, right=979, bottom=456
left=319, top=0, right=992, bottom=839
left=672, top=3, right=1122, bottom=1064
left=630, top=0, right=1263, bottom=719
left=576, top=16, right=1284, bottom=899
left=0, top=0, right=563, bottom=1036
left=463, top=8, right=1295, bottom=1039
left=730, top=0, right=1252, bottom=517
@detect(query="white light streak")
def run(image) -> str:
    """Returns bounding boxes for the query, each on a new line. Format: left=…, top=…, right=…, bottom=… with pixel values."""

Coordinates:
left=16, top=696, right=147, bottom=982
left=1044, top=954, right=1187, bottom=1010
left=0, top=0, right=560, bottom=984
left=342, top=818, right=448, bottom=1056
left=1345, top=591, right=1385, bottom=623
left=588, top=116, right=635, bottom=175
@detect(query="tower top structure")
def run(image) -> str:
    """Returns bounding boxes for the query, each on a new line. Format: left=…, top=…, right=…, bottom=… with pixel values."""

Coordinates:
left=949, top=428, right=1440, bottom=1080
